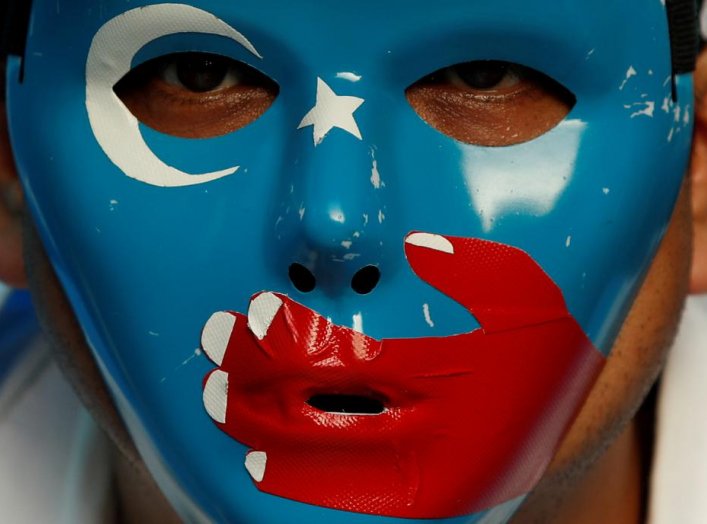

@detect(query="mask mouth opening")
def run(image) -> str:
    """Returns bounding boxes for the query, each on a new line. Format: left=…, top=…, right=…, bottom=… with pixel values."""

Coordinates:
left=307, top=393, right=387, bottom=415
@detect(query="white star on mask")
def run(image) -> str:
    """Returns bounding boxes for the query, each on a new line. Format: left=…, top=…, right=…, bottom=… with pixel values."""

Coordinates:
left=298, top=77, right=365, bottom=146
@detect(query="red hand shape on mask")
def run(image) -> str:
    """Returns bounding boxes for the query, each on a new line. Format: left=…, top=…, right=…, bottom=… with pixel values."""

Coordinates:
left=201, top=233, right=605, bottom=518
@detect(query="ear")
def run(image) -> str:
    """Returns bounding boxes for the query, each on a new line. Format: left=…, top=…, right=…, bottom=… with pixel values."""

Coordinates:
left=0, top=102, right=26, bottom=288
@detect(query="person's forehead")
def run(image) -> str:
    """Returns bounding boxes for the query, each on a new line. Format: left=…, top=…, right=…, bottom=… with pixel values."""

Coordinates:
left=31, top=0, right=664, bottom=60
left=26, top=0, right=671, bottom=102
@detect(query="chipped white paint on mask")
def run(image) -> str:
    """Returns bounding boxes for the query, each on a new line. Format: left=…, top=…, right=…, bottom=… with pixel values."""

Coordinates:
left=86, top=4, right=262, bottom=187
left=203, top=370, right=229, bottom=423
left=201, top=312, right=236, bottom=366
left=462, top=119, right=585, bottom=232
left=626, top=101, right=655, bottom=118
left=336, top=71, right=362, bottom=82
left=352, top=312, right=364, bottom=333
left=371, top=156, right=382, bottom=189
left=422, top=303, right=435, bottom=327
left=619, top=65, right=637, bottom=90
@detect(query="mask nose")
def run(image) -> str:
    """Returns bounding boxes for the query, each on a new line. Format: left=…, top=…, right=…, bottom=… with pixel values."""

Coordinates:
left=276, top=132, right=394, bottom=296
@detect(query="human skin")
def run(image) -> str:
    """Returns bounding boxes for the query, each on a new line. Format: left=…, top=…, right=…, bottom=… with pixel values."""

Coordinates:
left=1, top=50, right=706, bottom=523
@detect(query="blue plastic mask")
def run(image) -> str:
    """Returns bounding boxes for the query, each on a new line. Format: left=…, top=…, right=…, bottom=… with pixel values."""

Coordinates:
left=5, top=0, right=694, bottom=522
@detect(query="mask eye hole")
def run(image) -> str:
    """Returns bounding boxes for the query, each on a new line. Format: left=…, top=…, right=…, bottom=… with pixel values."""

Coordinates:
left=405, top=60, right=576, bottom=147
left=114, top=52, right=279, bottom=139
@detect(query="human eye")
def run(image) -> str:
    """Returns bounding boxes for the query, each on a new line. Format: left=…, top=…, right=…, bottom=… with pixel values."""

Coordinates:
left=405, top=60, right=575, bottom=146
left=114, top=52, right=279, bottom=138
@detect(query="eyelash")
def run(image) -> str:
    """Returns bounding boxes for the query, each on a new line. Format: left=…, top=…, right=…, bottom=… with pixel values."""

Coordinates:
left=114, top=52, right=573, bottom=146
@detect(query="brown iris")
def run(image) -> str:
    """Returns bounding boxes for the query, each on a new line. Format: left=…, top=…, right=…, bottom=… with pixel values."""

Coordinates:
left=114, top=52, right=279, bottom=138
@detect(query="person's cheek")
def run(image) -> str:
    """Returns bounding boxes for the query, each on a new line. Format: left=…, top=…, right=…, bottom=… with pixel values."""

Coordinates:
left=0, top=105, right=26, bottom=288
left=516, top=180, right=691, bottom=523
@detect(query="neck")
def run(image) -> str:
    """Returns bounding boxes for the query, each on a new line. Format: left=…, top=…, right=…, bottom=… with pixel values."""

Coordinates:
left=111, top=412, right=648, bottom=524
left=512, top=419, right=646, bottom=524
left=112, top=448, right=181, bottom=524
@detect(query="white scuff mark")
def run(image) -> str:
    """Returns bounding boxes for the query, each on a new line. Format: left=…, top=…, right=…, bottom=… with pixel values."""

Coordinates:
left=343, top=253, right=360, bottom=261
left=641, top=93, right=648, bottom=99
left=275, top=216, right=283, bottom=227
left=674, top=105, right=682, bottom=123
left=371, top=158, right=382, bottom=189
left=341, top=240, right=352, bottom=249
left=298, top=206, right=305, bottom=220
left=109, top=199, right=119, bottom=211
left=336, top=71, right=362, bottom=82
left=353, top=231, right=360, bottom=238
left=627, top=101, right=655, bottom=118
left=662, top=96, right=672, bottom=113
left=422, top=303, right=435, bottom=328
left=330, top=210, right=345, bottom=223
left=363, top=213, right=369, bottom=225
left=663, top=75, right=671, bottom=87
left=602, top=187, right=610, bottom=195
left=565, top=236, right=572, bottom=248
left=180, top=350, right=200, bottom=367
left=148, top=331, right=159, bottom=337
left=352, top=312, right=363, bottom=333
left=289, top=184, right=294, bottom=194
left=648, top=69, right=654, bottom=76
left=684, top=106, right=691, bottom=125
left=668, top=128, right=675, bottom=142
left=619, top=66, right=637, bottom=90
left=378, top=210, right=385, bottom=223
left=585, top=48, right=595, bottom=60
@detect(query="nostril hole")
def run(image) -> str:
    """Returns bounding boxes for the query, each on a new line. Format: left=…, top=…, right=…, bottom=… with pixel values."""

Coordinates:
left=307, top=394, right=386, bottom=415
left=351, top=265, right=380, bottom=295
left=289, top=263, right=316, bottom=293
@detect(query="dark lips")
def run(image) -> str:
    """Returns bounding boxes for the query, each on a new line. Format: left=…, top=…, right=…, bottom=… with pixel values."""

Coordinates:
left=201, top=232, right=605, bottom=518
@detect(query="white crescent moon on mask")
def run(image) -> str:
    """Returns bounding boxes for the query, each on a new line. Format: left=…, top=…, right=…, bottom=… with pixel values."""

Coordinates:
left=85, top=3, right=262, bottom=188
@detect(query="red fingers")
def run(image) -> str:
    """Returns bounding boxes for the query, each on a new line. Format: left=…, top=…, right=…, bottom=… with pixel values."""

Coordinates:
left=404, top=232, right=571, bottom=333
